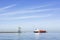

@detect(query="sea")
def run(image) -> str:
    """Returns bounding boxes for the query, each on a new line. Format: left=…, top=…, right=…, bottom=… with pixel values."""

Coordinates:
left=0, top=33, right=60, bottom=40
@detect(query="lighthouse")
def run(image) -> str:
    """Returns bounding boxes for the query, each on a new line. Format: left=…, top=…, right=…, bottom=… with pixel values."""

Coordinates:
left=18, top=27, right=21, bottom=33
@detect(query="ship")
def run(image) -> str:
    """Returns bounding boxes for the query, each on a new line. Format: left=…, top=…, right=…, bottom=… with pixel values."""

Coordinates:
left=34, top=29, right=46, bottom=33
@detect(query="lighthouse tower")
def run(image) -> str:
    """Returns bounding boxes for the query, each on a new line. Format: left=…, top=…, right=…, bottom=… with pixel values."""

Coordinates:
left=18, top=27, right=21, bottom=33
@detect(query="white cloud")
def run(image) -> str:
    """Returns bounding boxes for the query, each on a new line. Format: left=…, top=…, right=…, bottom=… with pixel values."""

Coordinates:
left=22, top=3, right=54, bottom=10
left=0, top=14, right=52, bottom=20
left=0, top=8, right=55, bottom=16
left=0, top=4, right=16, bottom=11
left=0, top=3, right=59, bottom=16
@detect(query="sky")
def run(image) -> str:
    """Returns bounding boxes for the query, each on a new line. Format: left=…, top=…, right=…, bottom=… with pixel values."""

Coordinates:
left=0, top=0, right=60, bottom=32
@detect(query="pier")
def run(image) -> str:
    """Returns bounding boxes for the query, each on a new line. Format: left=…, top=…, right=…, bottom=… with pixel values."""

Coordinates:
left=0, top=27, right=21, bottom=33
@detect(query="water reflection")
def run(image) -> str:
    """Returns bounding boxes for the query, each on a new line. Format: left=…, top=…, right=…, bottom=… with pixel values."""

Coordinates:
left=17, top=33, right=41, bottom=40
left=34, top=33, right=40, bottom=40
left=0, top=33, right=60, bottom=40
left=17, top=33, right=21, bottom=40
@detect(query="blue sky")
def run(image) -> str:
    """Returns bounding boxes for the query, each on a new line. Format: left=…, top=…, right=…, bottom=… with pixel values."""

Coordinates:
left=0, top=0, right=60, bottom=32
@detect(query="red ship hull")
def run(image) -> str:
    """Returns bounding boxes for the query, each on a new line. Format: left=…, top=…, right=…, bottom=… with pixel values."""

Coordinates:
left=34, top=30, right=46, bottom=33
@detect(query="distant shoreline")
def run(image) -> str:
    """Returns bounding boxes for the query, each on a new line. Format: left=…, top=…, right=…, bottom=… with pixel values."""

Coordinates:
left=0, top=32, right=21, bottom=33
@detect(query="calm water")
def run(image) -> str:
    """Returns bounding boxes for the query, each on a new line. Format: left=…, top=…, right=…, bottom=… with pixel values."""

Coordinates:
left=0, top=33, right=60, bottom=40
